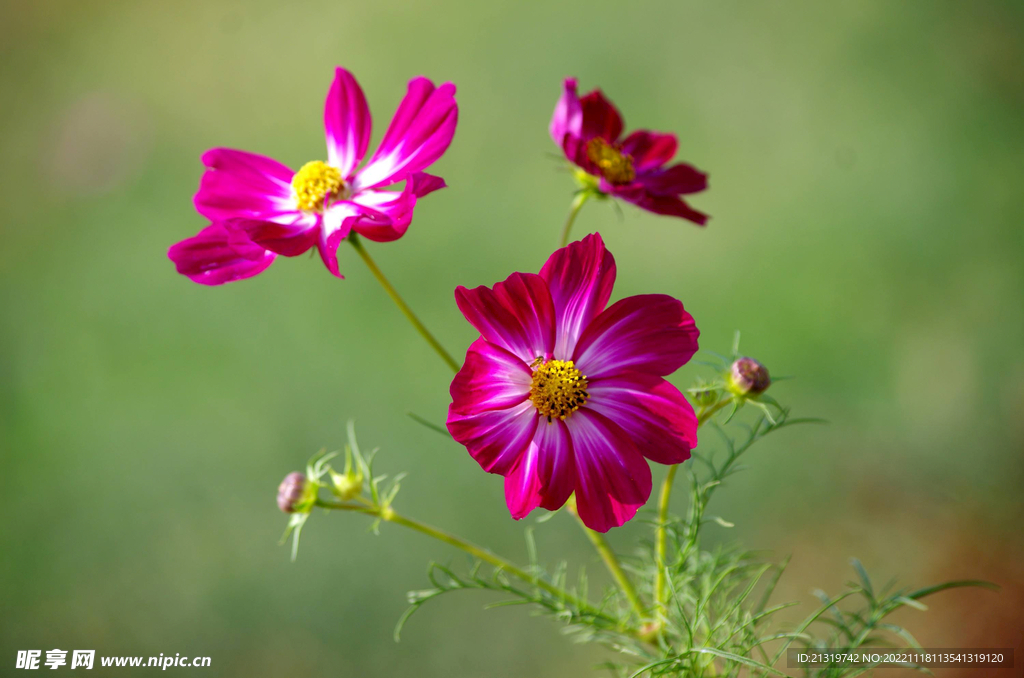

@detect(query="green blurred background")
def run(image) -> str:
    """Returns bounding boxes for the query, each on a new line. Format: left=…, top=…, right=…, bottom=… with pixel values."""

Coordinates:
left=2, top=0, right=1022, bottom=675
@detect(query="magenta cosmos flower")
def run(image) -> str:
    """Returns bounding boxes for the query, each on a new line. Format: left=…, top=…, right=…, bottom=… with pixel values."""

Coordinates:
left=550, top=78, right=708, bottom=225
left=168, top=67, right=458, bottom=284
left=447, top=233, right=700, bottom=532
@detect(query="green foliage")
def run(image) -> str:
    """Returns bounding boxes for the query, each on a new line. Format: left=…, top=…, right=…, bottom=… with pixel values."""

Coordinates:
left=395, top=558, right=628, bottom=646
left=377, top=373, right=996, bottom=677
left=788, top=574, right=998, bottom=678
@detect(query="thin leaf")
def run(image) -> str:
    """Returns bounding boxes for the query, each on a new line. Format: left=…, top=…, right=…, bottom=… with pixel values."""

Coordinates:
left=690, top=647, right=787, bottom=677
left=755, top=555, right=791, bottom=614
left=893, top=595, right=928, bottom=611
left=406, top=411, right=452, bottom=438
left=851, top=558, right=875, bottom=602
left=483, top=599, right=532, bottom=609
left=393, top=604, right=420, bottom=641
left=766, top=590, right=857, bottom=671
left=907, top=580, right=999, bottom=600
left=877, top=622, right=923, bottom=649
left=774, top=416, right=829, bottom=428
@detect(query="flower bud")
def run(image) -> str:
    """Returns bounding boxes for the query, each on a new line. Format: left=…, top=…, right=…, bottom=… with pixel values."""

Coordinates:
left=277, top=471, right=315, bottom=513
left=638, top=620, right=663, bottom=643
left=727, top=357, right=771, bottom=396
left=693, top=386, right=720, bottom=407
left=330, top=468, right=363, bottom=501
left=328, top=445, right=365, bottom=502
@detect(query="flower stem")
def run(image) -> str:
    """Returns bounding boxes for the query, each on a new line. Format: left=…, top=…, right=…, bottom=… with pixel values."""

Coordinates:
left=314, top=499, right=616, bottom=627
left=558, top=191, right=592, bottom=248
left=567, top=495, right=647, bottom=620
left=348, top=233, right=460, bottom=373
left=653, top=399, right=732, bottom=617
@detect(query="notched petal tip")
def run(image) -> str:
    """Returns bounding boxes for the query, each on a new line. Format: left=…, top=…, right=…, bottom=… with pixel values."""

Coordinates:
left=573, top=293, right=699, bottom=378
left=539, top=231, right=617, bottom=358
left=550, top=76, right=583, bottom=147
left=355, top=77, right=459, bottom=190
left=566, top=410, right=652, bottom=532
left=578, top=88, right=625, bottom=143
left=408, top=171, right=447, bottom=197
left=323, top=67, right=373, bottom=177
left=503, top=419, right=575, bottom=520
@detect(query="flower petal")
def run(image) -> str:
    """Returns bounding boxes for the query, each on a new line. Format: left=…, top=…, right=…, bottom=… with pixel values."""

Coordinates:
left=538, top=232, right=616, bottom=359
left=560, top=133, right=595, bottom=174
left=194, top=148, right=296, bottom=222
left=224, top=215, right=319, bottom=256
left=619, top=130, right=678, bottom=171
left=504, top=419, right=576, bottom=519
left=407, top=171, right=447, bottom=197
left=168, top=223, right=276, bottom=285
left=348, top=172, right=446, bottom=242
left=324, top=67, right=373, bottom=177
left=355, top=78, right=458, bottom=190
left=573, top=294, right=699, bottom=378
left=610, top=186, right=709, bottom=225
left=565, top=409, right=651, bottom=532
left=579, top=89, right=624, bottom=143
left=450, top=338, right=532, bottom=415
left=317, top=204, right=361, bottom=278
left=636, top=163, right=708, bottom=196
left=347, top=193, right=411, bottom=243
left=586, top=372, right=697, bottom=465
left=454, top=272, right=555, bottom=362
left=549, top=77, right=582, bottom=147
left=447, top=400, right=539, bottom=475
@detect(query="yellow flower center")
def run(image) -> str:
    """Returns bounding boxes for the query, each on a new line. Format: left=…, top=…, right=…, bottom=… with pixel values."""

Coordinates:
left=292, top=160, right=345, bottom=212
left=586, top=138, right=636, bottom=184
left=529, top=359, right=589, bottom=422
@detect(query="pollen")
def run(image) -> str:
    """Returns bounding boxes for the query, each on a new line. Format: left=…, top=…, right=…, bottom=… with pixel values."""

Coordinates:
left=586, top=138, right=636, bottom=184
left=529, top=359, right=590, bottom=422
left=292, top=160, right=344, bottom=212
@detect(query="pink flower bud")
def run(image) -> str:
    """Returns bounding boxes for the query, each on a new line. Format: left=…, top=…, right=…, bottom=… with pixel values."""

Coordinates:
left=277, top=472, right=312, bottom=513
left=728, top=357, right=771, bottom=396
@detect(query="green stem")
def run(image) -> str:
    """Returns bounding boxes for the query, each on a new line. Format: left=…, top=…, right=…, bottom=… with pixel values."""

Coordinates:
left=558, top=191, right=592, bottom=248
left=653, top=399, right=732, bottom=617
left=653, top=467, right=679, bottom=620
left=348, top=233, right=460, bottom=374
left=567, top=496, right=647, bottom=621
left=314, top=499, right=617, bottom=628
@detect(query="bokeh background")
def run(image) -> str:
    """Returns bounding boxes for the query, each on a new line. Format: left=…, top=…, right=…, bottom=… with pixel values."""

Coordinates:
left=2, top=0, right=1022, bottom=675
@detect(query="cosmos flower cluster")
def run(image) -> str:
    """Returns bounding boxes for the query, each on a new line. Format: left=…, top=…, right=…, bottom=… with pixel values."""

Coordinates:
left=169, top=68, right=709, bottom=531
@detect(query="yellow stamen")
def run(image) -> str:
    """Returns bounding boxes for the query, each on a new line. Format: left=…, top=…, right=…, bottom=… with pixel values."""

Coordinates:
left=292, top=160, right=344, bottom=212
left=586, top=138, right=636, bottom=184
left=529, top=359, right=589, bottom=422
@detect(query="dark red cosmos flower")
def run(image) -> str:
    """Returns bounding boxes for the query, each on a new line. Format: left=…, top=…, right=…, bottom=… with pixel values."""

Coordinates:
left=550, top=78, right=708, bottom=225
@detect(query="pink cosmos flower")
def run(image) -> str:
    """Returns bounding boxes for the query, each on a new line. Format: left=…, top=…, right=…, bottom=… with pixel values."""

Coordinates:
left=169, top=67, right=458, bottom=284
left=447, top=233, right=700, bottom=532
left=550, top=78, right=708, bottom=225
